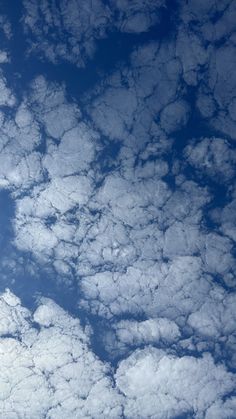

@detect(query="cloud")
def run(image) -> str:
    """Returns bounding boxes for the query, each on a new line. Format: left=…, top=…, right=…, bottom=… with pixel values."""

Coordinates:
left=22, top=0, right=166, bottom=66
left=210, top=187, right=236, bottom=242
left=0, top=2, right=235, bottom=417
left=103, top=317, right=181, bottom=358
left=0, top=50, right=10, bottom=64
left=110, top=0, right=166, bottom=33
left=23, top=0, right=111, bottom=67
left=86, top=40, right=184, bottom=149
left=0, top=289, right=123, bottom=418
left=0, top=15, right=12, bottom=39
left=0, top=72, right=15, bottom=107
left=0, top=64, right=232, bottom=389
left=116, top=346, right=236, bottom=418
left=177, top=0, right=236, bottom=139
left=205, top=397, right=236, bottom=419
left=184, top=137, right=236, bottom=183
left=0, top=289, right=235, bottom=418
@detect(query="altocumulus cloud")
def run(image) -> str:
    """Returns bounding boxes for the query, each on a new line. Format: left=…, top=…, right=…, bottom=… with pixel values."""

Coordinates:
left=0, top=0, right=235, bottom=418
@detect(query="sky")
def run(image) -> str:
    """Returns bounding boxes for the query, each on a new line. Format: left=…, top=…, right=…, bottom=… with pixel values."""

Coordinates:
left=0, top=0, right=236, bottom=418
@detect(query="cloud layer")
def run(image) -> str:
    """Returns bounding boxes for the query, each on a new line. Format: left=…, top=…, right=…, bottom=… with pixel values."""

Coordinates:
left=0, top=0, right=235, bottom=417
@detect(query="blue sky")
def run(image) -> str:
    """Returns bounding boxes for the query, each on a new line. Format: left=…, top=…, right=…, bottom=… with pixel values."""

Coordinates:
left=0, top=0, right=235, bottom=418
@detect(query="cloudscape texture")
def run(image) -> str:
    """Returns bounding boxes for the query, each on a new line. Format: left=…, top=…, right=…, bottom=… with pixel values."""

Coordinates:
left=0, top=0, right=235, bottom=417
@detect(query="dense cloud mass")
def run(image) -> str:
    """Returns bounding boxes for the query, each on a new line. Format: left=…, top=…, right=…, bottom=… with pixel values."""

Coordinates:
left=0, top=290, right=123, bottom=418
left=0, top=290, right=235, bottom=418
left=0, top=0, right=235, bottom=417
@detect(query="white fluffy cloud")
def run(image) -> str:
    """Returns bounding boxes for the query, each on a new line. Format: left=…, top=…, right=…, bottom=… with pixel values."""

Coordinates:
left=0, top=290, right=235, bottom=418
left=0, top=2, right=235, bottom=417
left=116, top=347, right=236, bottom=419
left=0, top=290, right=123, bottom=418
left=184, top=137, right=236, bottom=182
left=103, top=317, right=181, bottom=357
left=0, top=66, right=233, bottom=383
left=0, top=72, right=15, bottom=107
left=178, top=0, right=236, bottom=139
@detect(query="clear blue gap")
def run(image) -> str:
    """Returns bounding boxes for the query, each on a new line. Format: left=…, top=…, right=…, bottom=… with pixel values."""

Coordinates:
left=0, top=191, right=15, bottom=246
left=0, top=248, right=83, bottom=317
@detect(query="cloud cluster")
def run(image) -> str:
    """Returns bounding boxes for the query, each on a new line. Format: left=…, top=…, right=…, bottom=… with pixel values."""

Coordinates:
left=0, top=290, right=123, bottom=418
left=178, top=0, right=236, bottom=139
left=0, top=4, right=235, bottom=380
left=116, top=347, right=236, bottom=419
left=0, top=0, right=235, bottom=417
left=0, top=290, right=235, bottom=418
left=23, top=0, right=166, bottom=67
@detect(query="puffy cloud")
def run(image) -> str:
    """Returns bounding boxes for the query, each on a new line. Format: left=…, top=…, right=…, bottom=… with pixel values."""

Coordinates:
left=184, top=137, right=236, bottom=182
left=80, top=249, right=236, bottom=367
left=203, top=233, right=235, bottom=282
left=0, top=72, right=15, bottom=107
left=0, top=100, right=43, bottom=191
left=5, top=69, right=233, bottom=374
left=23, top=0, right=111, bottom=67
left=0, top=290, right=123, bottom=418
left=3, top=77, right=98, bottom=276
left=0, top=4, right=235, bottom=418
left=86, top=40, right=184, bottom=152
left=188, top=289, right=236, bottom=339
left=0, top=290, right=235, bottom=418
left=0, top=15, right=12, bottom=39
left=206, top=397, right=236, bottom=419
left=160, top=99, right=191, bottom=134
left=22, top=0, right=166, bottom=66
left=210, top=189, right=236, bottom=242
left=43, top=124, right=98, bottom=177
left=0, top=50, right=10, bottom=64
left=80, top=256, right=209, bottom=320
left=116, top=347, right=235, bottom=419
left=0, top=289, right=30, bottom=337
left=177, top=0, right=236, bottom=139
left=103, top=317, right=181, bottom=358
left=110, top=0, right=165, bottom=33
left=29, top=75, right=81, bottom=138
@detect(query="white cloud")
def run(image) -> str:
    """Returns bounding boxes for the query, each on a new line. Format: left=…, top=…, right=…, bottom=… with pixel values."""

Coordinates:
left=210, top=190, right=236, bottom=242
left=206, top=397, right=236, bottom=419
left=43, top=124, right=97, bottom=177
left=87, top=40, right=183, bottom=152
left=184, top=137, right=236, bottom=182
left=80, top=256, right=209, bottom=320
left=0, top=101, right=43, bottom=191
left=116, top=347, right=235, bottom=419
left=178, top=0, right=236, bottom=139
left=0, top=50, right=10, bottom=64
left=111, top=0, right=166, bottom=33
left=0, top=5, right=235, bottom=417
left=0, top=290, right=235, bottom=418
left=0, top=15, right=12, bottom=39
left=0, top=290, right=123, bottom=418
left=103, top=317, right=180, bottom=357
left=0, top=72, right=15, bottom=107
left=23, top=0, right=166, bottom=66
left=160, top=99, right=191, bottom=134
